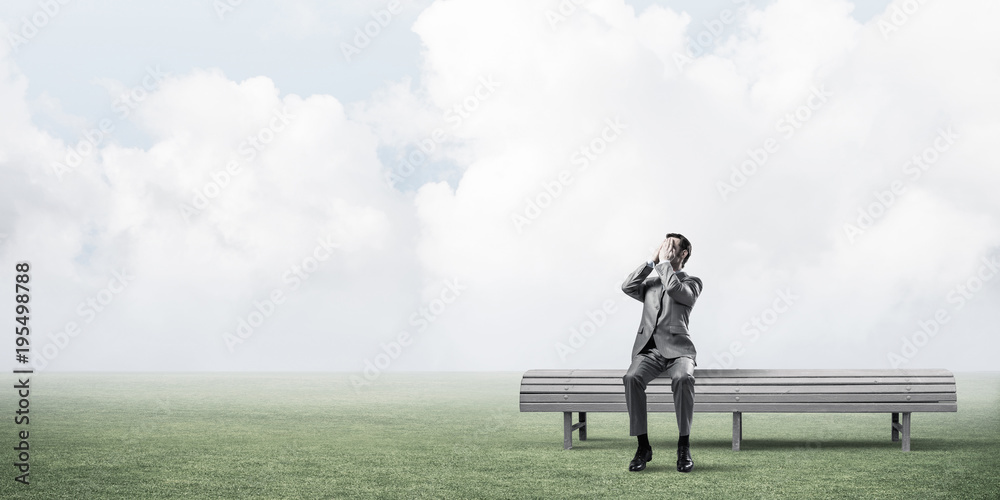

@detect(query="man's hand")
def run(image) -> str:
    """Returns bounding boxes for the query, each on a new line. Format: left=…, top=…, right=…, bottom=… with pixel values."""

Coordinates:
left=652, top=240, right=665, bottom=264
left=658, top=238, right=676, bottom=264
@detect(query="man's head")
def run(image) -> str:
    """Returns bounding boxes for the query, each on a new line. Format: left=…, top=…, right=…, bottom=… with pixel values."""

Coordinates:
left=665, top=233, right=692, bottom=269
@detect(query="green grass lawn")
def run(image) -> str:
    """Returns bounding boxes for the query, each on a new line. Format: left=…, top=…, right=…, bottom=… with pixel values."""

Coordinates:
left=1, top=371, right=998, bottom=499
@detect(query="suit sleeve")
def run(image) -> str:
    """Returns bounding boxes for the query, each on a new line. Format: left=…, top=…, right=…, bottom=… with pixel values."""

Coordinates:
left=621, top=262, right=653, bottom=302
left=654, top=261, right=703, bottom=307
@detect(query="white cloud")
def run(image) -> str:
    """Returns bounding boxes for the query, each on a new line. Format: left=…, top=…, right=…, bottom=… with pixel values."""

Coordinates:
left=382, top=0, right=1000, bottom=370
left=1, top=0, right=998, bottom=373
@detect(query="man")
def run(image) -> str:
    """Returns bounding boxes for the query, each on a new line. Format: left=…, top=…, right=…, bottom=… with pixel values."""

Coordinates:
left=621, top=233, right=703, bottom=473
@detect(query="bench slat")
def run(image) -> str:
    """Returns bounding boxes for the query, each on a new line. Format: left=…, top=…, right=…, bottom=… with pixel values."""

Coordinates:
left=520, top=384, right=957, bottom=394
left=519, top=402, right=958, bottom=413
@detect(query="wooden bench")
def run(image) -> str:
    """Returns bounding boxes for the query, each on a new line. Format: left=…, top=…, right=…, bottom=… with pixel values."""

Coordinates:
left=519, top=368, right=956, bottom=452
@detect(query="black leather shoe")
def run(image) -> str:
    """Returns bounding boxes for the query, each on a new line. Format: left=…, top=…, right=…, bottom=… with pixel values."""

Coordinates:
left=676, top=445, right=693, bottom=473
left=628, top=447, right=653, bottom=472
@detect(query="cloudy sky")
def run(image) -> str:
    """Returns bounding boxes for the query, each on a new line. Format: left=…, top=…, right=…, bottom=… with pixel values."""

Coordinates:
left=1, top=0, right=997, bottom=376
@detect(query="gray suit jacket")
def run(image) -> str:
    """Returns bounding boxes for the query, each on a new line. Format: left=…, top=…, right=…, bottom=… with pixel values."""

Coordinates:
left=622, top=261, right=704, bottom=362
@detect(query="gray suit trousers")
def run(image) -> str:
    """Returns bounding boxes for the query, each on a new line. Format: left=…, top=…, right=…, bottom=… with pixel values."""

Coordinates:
left=623, top=349, right=695, bottom=436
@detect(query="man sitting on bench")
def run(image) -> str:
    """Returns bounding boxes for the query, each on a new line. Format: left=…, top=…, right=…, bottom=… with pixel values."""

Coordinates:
left=622, top=233, right=703, bottom=473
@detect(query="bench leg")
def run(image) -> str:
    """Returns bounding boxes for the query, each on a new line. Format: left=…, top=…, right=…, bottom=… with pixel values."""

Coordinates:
left=901, top=412, right=911, bottom=452
left=564, top=412, right=573, bottom=450
left=562, top=412, right=588, bottom=449
left=890, top=412, right=911, bottom=450
left=732, top=411, right=742, bottom=451
left=891, top=413, right=899, bottom=442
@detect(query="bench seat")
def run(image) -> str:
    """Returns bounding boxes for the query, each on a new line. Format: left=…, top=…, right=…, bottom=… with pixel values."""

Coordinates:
left=519, top=368, right=957, bottom=451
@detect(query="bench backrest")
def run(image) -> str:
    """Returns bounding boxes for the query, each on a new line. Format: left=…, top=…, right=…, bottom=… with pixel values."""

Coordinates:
left=519, top=369, right=957, bottom=413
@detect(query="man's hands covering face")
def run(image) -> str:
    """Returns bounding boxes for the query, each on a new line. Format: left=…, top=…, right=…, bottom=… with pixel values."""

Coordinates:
left=652, top=238, right=677, bottom=265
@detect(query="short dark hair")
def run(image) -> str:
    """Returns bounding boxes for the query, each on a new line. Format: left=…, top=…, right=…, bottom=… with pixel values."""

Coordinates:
left=666, top=233, right=692, bottom=268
